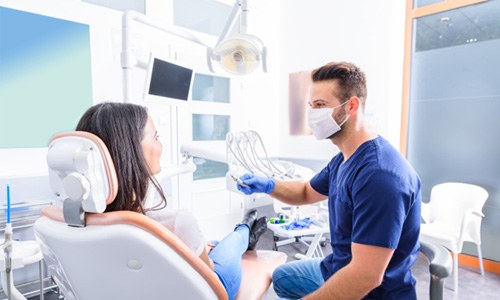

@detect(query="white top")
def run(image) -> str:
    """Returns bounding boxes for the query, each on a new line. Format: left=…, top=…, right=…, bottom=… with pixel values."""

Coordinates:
left=144, top=187, right=206, bottom=256
left=146, top=209, right=206, bottom=256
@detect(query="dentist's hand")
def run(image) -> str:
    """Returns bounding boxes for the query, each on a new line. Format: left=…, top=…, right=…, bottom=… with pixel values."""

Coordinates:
left=237, top=173, right=275, bottom=195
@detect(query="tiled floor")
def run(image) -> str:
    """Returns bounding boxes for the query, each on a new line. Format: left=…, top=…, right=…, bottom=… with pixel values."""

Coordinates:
left=257, top=227, right=500, bottom=300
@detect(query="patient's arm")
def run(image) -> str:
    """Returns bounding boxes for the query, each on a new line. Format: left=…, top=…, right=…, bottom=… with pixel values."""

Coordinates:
left=199, top=248, right=215, bottom=271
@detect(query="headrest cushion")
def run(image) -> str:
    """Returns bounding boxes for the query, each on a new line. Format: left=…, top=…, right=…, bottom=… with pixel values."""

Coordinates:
left=47, top=131, right=118, bottom=213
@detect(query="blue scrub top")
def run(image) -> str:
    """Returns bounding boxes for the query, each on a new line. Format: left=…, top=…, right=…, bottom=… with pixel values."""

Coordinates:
left=310, top=136, right=421, bottom=299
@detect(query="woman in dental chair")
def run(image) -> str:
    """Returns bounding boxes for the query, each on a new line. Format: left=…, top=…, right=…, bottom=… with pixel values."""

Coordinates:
left=75, top=102, right=267, bottom=300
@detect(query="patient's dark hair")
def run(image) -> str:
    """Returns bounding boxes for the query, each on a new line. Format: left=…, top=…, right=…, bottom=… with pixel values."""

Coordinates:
left=76, top=102, right=166, bottom=214
left=312, top=61, right=367, bottom=105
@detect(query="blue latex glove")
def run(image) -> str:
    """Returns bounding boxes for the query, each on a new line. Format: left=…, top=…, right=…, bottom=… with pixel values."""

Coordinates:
left=237, top=173, right=275, bottom=195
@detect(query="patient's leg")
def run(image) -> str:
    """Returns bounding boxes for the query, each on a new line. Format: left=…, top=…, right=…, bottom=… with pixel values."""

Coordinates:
left=209, top=225, right=249, bottom=300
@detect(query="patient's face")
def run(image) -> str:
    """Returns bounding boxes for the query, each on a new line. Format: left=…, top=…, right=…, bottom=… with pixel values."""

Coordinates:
left=141, top=116, right=163, bottom=175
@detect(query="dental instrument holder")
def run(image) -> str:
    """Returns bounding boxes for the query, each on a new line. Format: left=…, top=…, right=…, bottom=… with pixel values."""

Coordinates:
left=225, top=131, right=297, bottom=196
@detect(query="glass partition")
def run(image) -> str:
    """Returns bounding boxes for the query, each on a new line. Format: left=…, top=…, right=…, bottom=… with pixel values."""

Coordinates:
left=414, top=2, right=500, bottom=52
left=192, top=114, right=230, bottom=141
left=408, top=0, right=500, bottom=196
left=192, top=73, right=230, bottom=103
left=413, top=0, right=443, bottom=9
left=193, top=157, right=228, bottom=181
left=406, top=0, right=500, bottom=260
left=192, top=114, right=230, bottom=180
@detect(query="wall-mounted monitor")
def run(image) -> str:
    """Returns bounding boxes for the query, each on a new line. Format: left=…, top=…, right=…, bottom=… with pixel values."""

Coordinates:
left=144, top=54, right=194, bottom=105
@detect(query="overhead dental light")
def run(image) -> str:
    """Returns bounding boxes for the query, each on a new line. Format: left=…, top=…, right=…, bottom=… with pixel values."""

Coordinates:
left=207, top=0, right=267, bottom=75
left=121, top=0, right=266, bottom=102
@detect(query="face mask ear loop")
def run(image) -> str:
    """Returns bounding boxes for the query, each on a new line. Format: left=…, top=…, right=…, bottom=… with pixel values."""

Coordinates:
left=339, top=114, right=350, bottom=127
left=336, top=98, right=352, bottom=127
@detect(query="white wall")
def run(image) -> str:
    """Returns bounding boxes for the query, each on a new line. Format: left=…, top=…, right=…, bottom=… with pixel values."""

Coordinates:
left=277, top=0, right=406, bottom=161
left=0, top=0, right=408, bottom=213
left=0, top=0, right=217, bottom=180
left=231, top=1, right=282, bottom=157
left=0, top=0, right=407, bottom=182
left=0, top=0, right=409, bottom=288
left=0, top=0, right=122, bottom=178
left=0, top=0, right=282, bottom=240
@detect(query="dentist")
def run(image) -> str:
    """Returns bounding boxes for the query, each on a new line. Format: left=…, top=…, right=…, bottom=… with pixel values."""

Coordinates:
left=238, top=62, right=421, bottom=299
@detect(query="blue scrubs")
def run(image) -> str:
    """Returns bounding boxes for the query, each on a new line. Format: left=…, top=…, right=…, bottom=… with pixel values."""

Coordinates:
left=310, top=136, right=421, bottom=299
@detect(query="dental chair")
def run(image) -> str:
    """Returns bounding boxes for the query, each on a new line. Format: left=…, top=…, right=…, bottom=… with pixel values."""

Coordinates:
left=33, top=132, right=287, bottom=300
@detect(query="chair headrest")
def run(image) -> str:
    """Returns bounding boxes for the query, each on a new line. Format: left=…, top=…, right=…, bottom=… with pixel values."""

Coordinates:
left=47, top=131, right=118, bottom=226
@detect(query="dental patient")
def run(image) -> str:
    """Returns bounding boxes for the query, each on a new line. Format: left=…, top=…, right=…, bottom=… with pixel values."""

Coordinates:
left=76, top=102, right=267, bottom=300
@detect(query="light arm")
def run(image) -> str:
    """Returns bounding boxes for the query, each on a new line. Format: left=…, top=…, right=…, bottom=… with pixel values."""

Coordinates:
left=209, top=0, right=267, bottom=74
left=216, top=0, right=242, bottom=44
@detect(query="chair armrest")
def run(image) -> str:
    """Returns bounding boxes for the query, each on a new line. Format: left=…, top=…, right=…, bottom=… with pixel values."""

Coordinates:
left=420, top=239, right=453, bottom=300
left=458, top=209, right=484, bottom=245
left=420, top=239, right=453, bottom=279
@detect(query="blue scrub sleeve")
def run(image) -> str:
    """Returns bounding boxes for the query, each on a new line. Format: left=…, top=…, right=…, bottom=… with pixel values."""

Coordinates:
left=309, top=165, right=331, bottom=196
left=351, top=170, right=413, bottom=249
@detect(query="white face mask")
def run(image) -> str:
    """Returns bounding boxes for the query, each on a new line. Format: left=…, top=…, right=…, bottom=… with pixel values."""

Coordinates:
left=307, top=103, right=350, bottom=140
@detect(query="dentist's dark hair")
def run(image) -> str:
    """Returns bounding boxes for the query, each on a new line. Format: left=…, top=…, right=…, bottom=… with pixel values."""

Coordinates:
left=312, top=61, right=367, bottom=105
left=75, top=102, right=166, bottom=214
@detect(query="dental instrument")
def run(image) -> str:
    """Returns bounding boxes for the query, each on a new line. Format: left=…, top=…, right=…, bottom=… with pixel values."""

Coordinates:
left=3, top=184, right=13, bottom=300
left=230, top=174, right=250, bottom=189
left=226, top=131, right=296, bottom=180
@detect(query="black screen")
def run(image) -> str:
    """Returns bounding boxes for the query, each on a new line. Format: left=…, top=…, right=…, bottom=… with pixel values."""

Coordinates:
left=148, top=58, right=193, bottom=101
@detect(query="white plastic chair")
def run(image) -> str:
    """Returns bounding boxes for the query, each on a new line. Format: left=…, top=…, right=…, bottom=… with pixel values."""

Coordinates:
left=33, top=131, right=287, bottom=300
left=420, top=182, right=488, bottom=292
